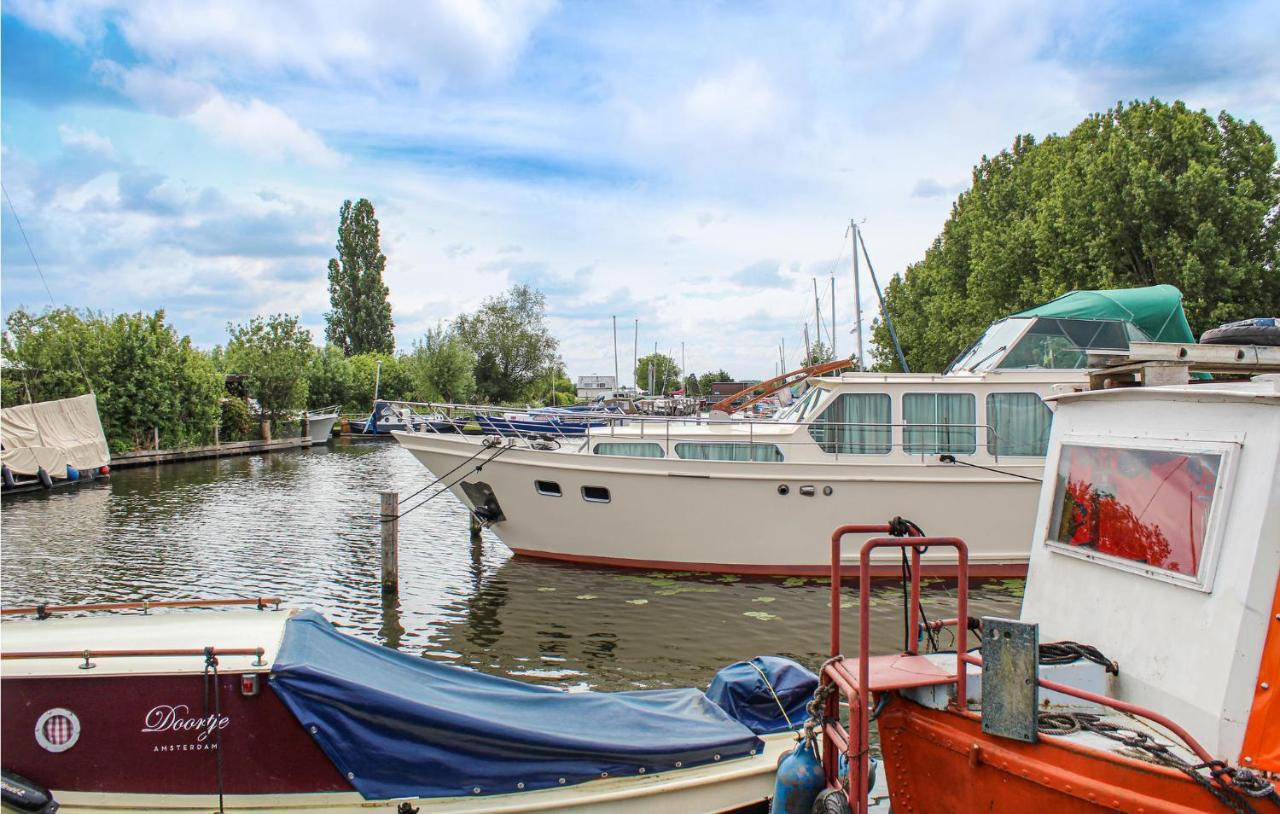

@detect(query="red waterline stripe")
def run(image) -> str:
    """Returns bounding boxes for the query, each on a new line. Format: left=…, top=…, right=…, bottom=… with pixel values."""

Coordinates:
left=509, top=548, right=1027, bottom=578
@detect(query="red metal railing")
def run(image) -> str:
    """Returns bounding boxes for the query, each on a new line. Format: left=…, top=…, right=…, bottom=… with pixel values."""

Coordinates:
left=0, top=597, right=283, bottom=617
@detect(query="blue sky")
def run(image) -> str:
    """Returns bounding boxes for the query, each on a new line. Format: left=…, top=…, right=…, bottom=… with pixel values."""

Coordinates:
left=3, top=1, right=1278, bottom=381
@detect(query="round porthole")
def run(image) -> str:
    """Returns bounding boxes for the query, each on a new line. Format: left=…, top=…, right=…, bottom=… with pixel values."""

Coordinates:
left=777, top=484, right=790, bottom=496
left=823, top=486, right=833, bottom=496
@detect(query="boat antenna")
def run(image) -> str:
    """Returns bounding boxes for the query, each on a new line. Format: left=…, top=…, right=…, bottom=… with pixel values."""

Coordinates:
left=856, top=227, right=909, bottom=373
left=2, top=182, right=93, bottom=393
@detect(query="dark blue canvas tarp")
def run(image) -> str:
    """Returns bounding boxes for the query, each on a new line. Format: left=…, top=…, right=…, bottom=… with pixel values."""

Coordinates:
left=270, top=610, right=763, bottom=800
left=706, top=657, right=817, bottom=734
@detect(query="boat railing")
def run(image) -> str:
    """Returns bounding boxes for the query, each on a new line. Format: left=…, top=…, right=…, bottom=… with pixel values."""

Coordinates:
left=823, top=528, right=1218, bottom=812
left=2, top=646, right=269, bottom=669
left=383, top=400, right=1024, bottom=463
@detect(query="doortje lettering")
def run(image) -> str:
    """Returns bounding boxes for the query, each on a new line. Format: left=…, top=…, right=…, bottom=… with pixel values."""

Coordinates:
left=141, top=705, right=230, bottom=742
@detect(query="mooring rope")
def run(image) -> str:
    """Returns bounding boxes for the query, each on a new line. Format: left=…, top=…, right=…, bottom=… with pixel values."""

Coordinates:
left=387, top=439, right=516, bottom=523
left=744, top=658, right=796, bottom=732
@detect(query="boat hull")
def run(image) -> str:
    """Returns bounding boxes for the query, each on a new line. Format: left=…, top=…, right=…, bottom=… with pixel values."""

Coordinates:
left=877, top=696, right=1217, bottom=812
left=0, top=671, right=786, bottom=812
left=394, top=433, right=1038, bottom=575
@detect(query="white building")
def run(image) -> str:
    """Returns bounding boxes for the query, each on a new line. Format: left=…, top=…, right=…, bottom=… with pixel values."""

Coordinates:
left=575, top=375, right=618, bottom=401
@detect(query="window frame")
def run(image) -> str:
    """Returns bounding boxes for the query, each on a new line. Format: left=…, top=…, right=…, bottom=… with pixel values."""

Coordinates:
left=581, top=485, right=612, bottom=503
left=1041, top=433, right=1240, bottom=592
left=902, top=392, right=978, bottom=455
left=985, top=391, right=1054, bottom=458
left=807, top=392, right=892, bottom=455
left=672, top=442, right=785, bottom=462
left=592, top=442, right=665, bottom=458
left=534, top=480, right=562, bottom=497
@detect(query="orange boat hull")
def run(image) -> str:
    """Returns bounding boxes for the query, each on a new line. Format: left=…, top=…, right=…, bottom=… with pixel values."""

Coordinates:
left=877, top=696, right=1215, bottom=812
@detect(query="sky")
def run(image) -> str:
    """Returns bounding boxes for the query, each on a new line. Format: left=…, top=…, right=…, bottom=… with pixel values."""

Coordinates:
left=3, top=1, right=1278, bottom=383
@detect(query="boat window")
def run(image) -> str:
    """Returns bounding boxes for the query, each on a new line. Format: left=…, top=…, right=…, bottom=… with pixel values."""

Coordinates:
left=1047, top=444, right=1220, bottom=579
left=998, top=318, right=1137, bottom=370
left=535, top=480, right=562, bottom=497
left=808, top=393, right=891, bottom=454
left=776, top=386, right=824, bottom=424
left=581, top=485, right=611, bottom=503
left=593, top=442, right=665, bottom=458
left=903, top=393, right=976, bottom=455
left=986, top=393, right=1053, bottom=457
left=673, top=443, right=784, bottom=462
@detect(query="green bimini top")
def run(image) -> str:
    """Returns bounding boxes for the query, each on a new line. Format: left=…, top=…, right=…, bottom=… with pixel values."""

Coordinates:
left=1012, top=284, right=1195, bottom=344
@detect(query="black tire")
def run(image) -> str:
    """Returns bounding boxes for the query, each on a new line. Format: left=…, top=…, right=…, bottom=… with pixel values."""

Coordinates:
left=37, top=467, right=53, bottom=489
left=1199, top=321, right=1280, bottom=346
left=811, top=788, right=851, bottom=814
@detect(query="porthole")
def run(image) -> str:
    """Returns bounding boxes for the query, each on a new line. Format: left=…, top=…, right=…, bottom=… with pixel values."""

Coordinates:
left=535, top=480, right=562, bottom=497
left=582, top=485, right=611, bottom=503
left=823, top=486, right=833, bottom=496
left=777, top=484, right=790, bottom=496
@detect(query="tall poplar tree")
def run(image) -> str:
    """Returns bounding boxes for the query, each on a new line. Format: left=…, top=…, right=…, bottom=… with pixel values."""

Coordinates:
left=325, top=199, right=395, bottom=355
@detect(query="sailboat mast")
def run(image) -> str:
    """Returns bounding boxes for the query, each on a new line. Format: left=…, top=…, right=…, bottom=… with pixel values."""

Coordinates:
left=830, top=274, right=837, bottom=359
left=633, top=319, right=639, bottom=391
left=812, top=278, right=822, bottom=359
left=612, top=315, right=619, bottom=392
left=804, top=323, right=811, bottom=363
left=851, top=219, right=864, bottom=370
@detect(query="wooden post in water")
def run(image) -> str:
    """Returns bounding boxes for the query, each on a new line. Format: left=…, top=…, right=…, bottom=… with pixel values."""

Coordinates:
left=380, top=491, right=399, bottom=593
left=469, top=512, right=483, bottom=539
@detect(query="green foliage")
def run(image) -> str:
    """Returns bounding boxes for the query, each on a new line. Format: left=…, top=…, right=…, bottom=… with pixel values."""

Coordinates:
left=325, top=198, right=395, bottom=356
left=219, top=397, right=254, bottom=442
left=403, top=326, right=476, bottom=403
left=871, top=99, right=1280, bottom=372
left=802, top=340, right=833, bottom=367
left=347, top=353, right=413, bottom=410
left=635, top=352, right=680, bottom=394
left=225, top=314, right=313, bottom=423
left=306, top=344, right=355, bottom=409
left=695, top=369, right=733, bottom=396
left=2, top=307, right=221, bottom=451
left=453, top=284, right=559, bottom=403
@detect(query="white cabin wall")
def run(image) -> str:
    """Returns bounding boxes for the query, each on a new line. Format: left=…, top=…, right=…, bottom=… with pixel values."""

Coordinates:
left=1021, top=391, right=1279, bottom=759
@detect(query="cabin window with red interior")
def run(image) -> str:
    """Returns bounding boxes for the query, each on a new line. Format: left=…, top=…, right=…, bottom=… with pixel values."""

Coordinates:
left=1047, top=444, right=1221, bottom=578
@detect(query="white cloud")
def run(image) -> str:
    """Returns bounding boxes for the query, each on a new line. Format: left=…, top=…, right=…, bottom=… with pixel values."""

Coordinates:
left=57, top=125, right=115, bottom=157
left=188, top=96, right=343, bottom=168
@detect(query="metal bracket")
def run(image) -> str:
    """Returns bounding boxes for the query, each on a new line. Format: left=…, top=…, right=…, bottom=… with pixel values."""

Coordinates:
left=980, top=616, right=1039, bottom=743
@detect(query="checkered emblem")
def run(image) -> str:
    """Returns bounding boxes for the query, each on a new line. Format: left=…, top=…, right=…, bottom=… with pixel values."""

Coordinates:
left=34, top=708, right=80, bottom=753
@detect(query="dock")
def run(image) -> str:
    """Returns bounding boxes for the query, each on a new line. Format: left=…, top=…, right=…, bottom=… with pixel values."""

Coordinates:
left=110, top=437, right=314, bottom=469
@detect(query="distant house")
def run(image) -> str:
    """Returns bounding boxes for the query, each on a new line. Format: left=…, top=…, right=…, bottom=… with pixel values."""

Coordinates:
left=576, top=375, right=618, bottom=400
left=709, top=381, right=759, bottom=399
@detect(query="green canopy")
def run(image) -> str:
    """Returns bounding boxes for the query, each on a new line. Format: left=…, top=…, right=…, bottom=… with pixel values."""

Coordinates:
left=1012, top=284, right=1194, bottom=344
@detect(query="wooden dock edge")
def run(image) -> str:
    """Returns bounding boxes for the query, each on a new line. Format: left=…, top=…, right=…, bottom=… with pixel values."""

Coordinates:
left=110, top=437, right=314, bottom=469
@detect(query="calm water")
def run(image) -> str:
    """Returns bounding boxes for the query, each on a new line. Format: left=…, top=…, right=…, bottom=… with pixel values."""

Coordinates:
left=0, top=442, right=1023, bottom=691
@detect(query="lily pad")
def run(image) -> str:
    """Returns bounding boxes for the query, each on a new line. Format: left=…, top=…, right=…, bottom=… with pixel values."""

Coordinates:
left=743, top=611, right=779, bottom=621
left=781, top=577, right=807, bottom=587
left=654, top=586, right=721, bottom=596
left=575, top=594, right=597, bottom=600
left=626, top=599, right=649, bottom=605
left=716, top=574, right=741, bottom=583
left=536, top=587, right=557, bottom=592
left=753, top=596, right=777, bottom=604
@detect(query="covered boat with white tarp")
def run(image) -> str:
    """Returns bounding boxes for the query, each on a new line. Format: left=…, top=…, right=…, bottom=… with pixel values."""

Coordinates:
left=1, top=393, right=111, bottom=494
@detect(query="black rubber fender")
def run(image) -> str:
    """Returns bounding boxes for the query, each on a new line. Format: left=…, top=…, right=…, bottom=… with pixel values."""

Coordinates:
left=36, top=468, right=53, bottom=489
left=1, top=465, right=15, bottom=490
left=1, top=769, right=58, bottom=813
left=811, top=788, right=851, bottom=814
left=1200, top=318, right=1280, bottom=346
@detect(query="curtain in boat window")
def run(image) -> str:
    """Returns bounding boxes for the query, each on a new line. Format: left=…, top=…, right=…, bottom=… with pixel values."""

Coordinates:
left=807, top=393, right=891, bottom=454
left=903, top=393, right=976, bottom=454
left=986, top=393, right=1052, bottom=457
left=673, top=443, right=784, bottom=462
left=593, top=442, right=666, bottom=458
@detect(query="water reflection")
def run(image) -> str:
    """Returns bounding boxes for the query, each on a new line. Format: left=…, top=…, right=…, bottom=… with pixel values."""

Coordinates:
left=1, top=443, right=1023, bottom=691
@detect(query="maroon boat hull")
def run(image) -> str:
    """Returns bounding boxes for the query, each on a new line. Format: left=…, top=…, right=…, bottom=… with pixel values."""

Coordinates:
left=1, top=673, right=352, bottom=795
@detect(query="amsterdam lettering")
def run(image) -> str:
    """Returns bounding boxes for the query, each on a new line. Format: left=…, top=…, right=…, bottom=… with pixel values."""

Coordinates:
left=141, top=705, right=230, bottom=748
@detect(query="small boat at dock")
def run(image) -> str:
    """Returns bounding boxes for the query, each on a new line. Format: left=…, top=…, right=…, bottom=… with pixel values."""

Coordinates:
left=0, top=599, right=812, bottom=811
left=805, top=370, right=1280, bottom=811
left=304, top=406, right=340, bottom=443
left=1, top=393, right=112, bottom=496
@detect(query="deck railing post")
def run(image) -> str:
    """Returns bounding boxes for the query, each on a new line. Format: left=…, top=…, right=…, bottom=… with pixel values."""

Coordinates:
left=380, top=491, right=399, bottom=594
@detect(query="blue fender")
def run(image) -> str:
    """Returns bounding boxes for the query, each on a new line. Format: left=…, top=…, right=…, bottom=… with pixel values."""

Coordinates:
left=770, top=737, right=824, bottom=814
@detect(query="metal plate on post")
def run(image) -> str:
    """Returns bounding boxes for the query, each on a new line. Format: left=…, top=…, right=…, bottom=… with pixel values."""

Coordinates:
left=981, top=617, right=1039, bottom=743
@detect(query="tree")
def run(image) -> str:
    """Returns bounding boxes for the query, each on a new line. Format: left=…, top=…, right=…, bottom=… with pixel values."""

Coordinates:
left=635, top=353, right=680, bottom=394
left=3, top=308, right=221, bottom=451
left=870, top=99, right=1280, bottom=372
left=802, top=340, right=833, bottom=367
left=453, top=284, right=559, bottom=403
left=403, top=326, right=475, bottom=403
left=226, top=314, right=313, bottom=436
left=696, top=369, right=733, bottom=395
left=306, top=344, right=355, bottom=409
left=325, top=198, right=395, bottom=356
left=347, top=353, right=413, bottom=411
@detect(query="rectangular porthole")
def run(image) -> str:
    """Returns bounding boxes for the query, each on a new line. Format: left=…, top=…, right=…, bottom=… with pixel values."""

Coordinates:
left=581, top=485, right=611, bottom=503
left=535, top=480, right=562, bottom=497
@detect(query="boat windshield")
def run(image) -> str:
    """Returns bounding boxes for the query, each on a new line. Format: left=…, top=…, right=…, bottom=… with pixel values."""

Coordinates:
left=949, top=317, right=1150, bottom=373
left=775, top=386, right=825, bottom=423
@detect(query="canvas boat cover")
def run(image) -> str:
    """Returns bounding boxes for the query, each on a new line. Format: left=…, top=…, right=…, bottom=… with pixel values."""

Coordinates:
left=270, top=610, right=763, bottom=800
left=706, top=656, right=817, bottom=735
left=0, top=393, right=110, bottom=478
left=1012, top=284, right=1195, bottom=344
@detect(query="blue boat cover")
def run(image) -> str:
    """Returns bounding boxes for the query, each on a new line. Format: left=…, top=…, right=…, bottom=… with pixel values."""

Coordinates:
left=706, top=656, right=817, bottom=734
left=270, top=611, right=763, bottom=800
